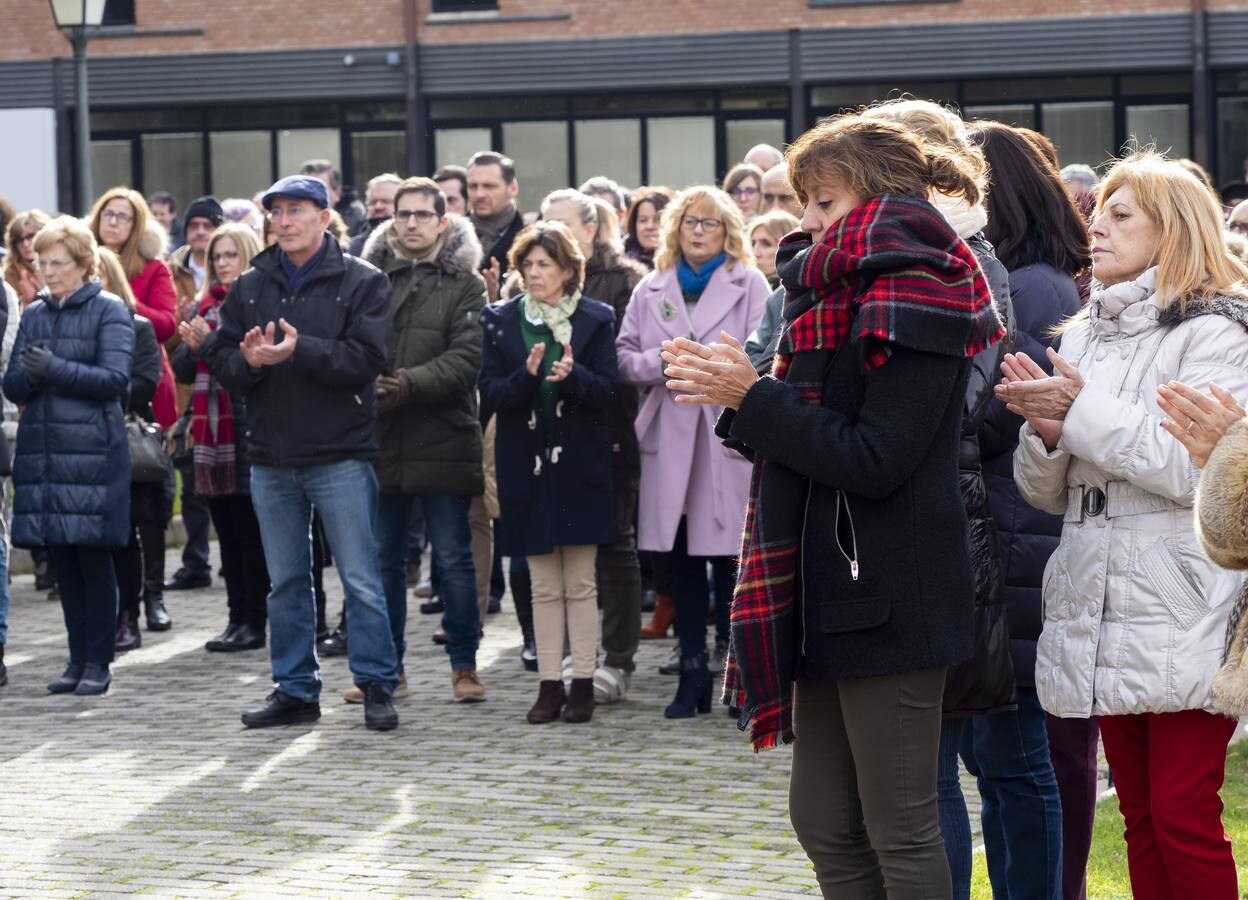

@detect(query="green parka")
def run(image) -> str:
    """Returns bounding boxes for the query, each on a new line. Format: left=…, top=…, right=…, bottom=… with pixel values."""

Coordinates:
left=362, top=215, right=487, bottom=496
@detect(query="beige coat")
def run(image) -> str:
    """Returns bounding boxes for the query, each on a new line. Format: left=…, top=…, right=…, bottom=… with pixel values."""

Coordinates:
left=1014, top=270, right=1248, bottom=718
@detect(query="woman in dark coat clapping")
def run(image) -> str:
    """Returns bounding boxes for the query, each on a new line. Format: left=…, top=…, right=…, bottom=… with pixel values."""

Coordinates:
left=4, top=216, right=134, bottom=697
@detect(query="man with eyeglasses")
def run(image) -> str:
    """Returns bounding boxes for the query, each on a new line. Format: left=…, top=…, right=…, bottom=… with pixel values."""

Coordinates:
left=203, top=174, right=400, bottom=731
left=359, top=176, right=488, bottom=705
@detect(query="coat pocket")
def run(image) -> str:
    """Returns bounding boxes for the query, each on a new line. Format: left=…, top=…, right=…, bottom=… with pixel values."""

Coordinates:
left=1138, top=537, right=1211, bottom=631
left=819, top=595, right=891, bottom=634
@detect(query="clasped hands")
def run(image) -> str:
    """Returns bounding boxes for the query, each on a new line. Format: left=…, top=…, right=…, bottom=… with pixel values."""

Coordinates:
left=993, top=348, right=1085, bottom=451
left=662, top=331, right=757, bottom=409
left=177, top=316, right=211, bottom=352
left=240, top=319, right=298, bottom=368
left=19, top=344, right=56, bottom=384
left=525, top=342, right=574, bottom=382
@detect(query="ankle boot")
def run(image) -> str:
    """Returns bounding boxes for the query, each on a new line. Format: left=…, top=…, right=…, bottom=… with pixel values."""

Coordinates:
left=526, top=679, right=565, bottom=724
left=640, top=593, right=676, bottom=639
left=115, top=610, right=141, bottom=653
left=665, top=652, right=712, bottom=718
left=144, top=593, right=172, bottom=632
left=563, top=677, right=595, bottom=723
left=0, top=644, right=6, bottom=687
left=511, top=568, right=538, bottom=670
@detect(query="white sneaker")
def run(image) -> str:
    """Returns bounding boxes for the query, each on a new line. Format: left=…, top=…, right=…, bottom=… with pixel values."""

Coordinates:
left=593, top=665, right=630, bottom=704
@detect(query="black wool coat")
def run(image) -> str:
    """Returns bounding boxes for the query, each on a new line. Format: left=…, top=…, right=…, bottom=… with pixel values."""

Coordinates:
left=479, top=295, right=618, bottom=557
left=723, top=339, right=975, bottom=682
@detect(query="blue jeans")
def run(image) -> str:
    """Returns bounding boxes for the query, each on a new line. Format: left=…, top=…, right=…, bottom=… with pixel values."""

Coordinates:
left=377, top=492, right=478, bottom=672
left=937, top=717, right=974, bottom=900
left=250, top=461, right=398, bottom=701
left=0, top=516, right=8, bottom=646
left=964, top=687, right=1064, bottom=900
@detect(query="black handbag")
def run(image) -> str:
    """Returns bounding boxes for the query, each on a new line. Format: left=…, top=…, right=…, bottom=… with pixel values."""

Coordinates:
left=126, top=415, right=173, bottom=483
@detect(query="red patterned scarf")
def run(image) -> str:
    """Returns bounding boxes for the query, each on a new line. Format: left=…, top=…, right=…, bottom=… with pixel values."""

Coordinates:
left=191, top=282, right=237, bottom=496
left=724, top=194, right=1002, bottom=750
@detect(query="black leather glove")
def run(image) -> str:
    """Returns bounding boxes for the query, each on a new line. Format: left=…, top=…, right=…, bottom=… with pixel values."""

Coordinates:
left=376, top=374, right=401, bottom=415
left=20, top=345, right=54, bottom=383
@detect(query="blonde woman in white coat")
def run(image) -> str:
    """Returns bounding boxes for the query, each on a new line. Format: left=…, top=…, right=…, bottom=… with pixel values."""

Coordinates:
left=1000, top=152, right=1248, bottom=900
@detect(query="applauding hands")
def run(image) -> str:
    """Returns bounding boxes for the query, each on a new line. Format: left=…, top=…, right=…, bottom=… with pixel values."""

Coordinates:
left=241, top=319, right=299, bottom=368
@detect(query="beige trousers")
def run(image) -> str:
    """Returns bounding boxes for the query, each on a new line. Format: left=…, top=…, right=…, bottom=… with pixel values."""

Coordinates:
left=528, top=544, right=598, bottom=681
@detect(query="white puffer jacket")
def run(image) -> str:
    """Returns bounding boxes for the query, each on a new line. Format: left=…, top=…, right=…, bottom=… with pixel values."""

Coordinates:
left=1014, top=268, right=1248, bottom=718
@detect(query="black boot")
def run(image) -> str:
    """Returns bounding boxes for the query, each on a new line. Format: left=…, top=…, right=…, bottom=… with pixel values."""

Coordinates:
left=664, top=652, right=712, bottom=719
left=511, top=568, right=537, bottom=671
left=144, top=594, right=172, bottom=632
left=115, top=610, right=142, bottom=653
left=0, top=644, right=7, bottom=687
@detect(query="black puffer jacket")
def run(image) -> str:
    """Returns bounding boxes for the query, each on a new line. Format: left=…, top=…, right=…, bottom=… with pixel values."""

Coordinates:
left=943, top=234, right=1017, bottom=715
left=979, top=262, right=1083, bottom=686
left=202, top=237, right=389, bottom=469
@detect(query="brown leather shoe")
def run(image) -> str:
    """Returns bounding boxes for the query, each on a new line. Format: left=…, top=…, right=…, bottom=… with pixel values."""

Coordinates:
left=563, top=677, right=595, bottom=724
left=527, top=679, right=565, bottom=724
left=451, top=667, right=486, bottom=703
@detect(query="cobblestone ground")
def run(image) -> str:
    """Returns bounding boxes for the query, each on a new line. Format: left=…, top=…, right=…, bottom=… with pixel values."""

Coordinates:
left=0, top=546, right=820, bottom=898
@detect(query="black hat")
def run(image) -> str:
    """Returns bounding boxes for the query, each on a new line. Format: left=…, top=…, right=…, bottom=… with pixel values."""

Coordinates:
left=184, top=195, right=224, bottom=227
left=261, top=176, right=329, bottom=211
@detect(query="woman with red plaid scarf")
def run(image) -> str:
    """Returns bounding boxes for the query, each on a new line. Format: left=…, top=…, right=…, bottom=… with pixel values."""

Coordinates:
left=664, top=113, right=1005, bottom=898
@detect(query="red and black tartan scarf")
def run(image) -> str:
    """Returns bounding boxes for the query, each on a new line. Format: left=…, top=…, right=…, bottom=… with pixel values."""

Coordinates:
left=723, top=193, right=1002, bottom=751
left=190, top=282, right=237, bottom=497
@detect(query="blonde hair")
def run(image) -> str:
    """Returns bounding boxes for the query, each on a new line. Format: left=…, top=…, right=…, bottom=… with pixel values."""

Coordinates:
left=654, top=186, right=754, bottom=272
left=3, top=209, right=51, bottom=289
left=95, top=247, right=137, bottom=309
left=860, top=99, right=989, bottom=202
left=787, top=115, right=983, bottom=209
left=32, top=215, right=98, bottom=281
left=749, top=208, right=800, bottom=245
left=588, top=196, right=622, bottom=253
left=88, top=187, right=150, bottom=280
left=200, top=222, right=263, bottom=299
left=1096, top=151, right=1248, bottom=308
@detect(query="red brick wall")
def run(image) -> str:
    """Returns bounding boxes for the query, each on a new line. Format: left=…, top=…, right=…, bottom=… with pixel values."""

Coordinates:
left=3, top=0, right=1227, bottom=63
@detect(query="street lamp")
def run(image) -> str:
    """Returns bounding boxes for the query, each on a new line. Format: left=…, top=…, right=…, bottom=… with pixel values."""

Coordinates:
left=48, top=0, right=107, bottom=214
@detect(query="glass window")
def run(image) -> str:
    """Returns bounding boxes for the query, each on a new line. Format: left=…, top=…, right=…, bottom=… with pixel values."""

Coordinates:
left=502, top=120, right=568, bottom=211
left=345, top=102, right=406, bottom=124
left=575, top=119, right=641, bottom=189
left=142, top=133, right=204, bottom=207
left=434, top=127, right=494, bottom=169
left=432, top=0, right=498, bottom=11
left=810, top=82, right=957, bottom=110
left=721, top=89, right=789, bottom=111
left=1121, top=72, right=1193, bottom=95
left=91, top=139, right=133, bottom=192
left=647, top=116, right=715, bottom=188
left=430, top=97, right=566, bottom=119
left=277, top=128, right=340, bottom=180
left=725, top=119, right=787, bottom=171
left=352, top=132, right=406, bottom=187
left=206, top=104, right=338, bottom=130
left=92, top=108, right=202, bottom=131
left=210, top=131, right=272, bottom=199
left=573, top=93, right=714, bottom=114
left=963, top=76, right=1112, bottom=103
left=1126, top=104, right=1190, bottom=159
left=963, top=104, right=1037, bottom=130
left=1216, top=71, right=1248, bottom=93
left=1218, top=97, right=1248, bottom=186
left=1041, top=101, right=1115, bottom=169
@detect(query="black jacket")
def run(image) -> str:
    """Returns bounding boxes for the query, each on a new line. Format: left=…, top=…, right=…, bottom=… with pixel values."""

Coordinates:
left=482, top=210, right=526, bottom=278
left=979, top=262, right=1083, bottom=686
left=723, top=340, right=974, bottom=681
left=202, top=237, right=390, bottom=469
left=128, top=312, right=161, bottom=420
left=943, top=235, right=1016, bottom=715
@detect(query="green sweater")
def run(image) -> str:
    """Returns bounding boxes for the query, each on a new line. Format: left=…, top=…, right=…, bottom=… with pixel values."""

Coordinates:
left=519, top=298, right=563, bottom=444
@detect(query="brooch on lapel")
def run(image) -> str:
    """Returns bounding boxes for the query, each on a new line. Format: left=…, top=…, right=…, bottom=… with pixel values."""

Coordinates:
left=658, top=296, right=677, bottom=322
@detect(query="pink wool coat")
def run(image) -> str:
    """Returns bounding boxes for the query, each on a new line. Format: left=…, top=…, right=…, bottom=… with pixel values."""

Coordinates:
left=616, top=261, right=770, bottom=557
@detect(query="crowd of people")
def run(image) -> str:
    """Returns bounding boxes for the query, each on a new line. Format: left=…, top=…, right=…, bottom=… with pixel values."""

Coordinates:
left=4, top=98, right=1248, bottom=897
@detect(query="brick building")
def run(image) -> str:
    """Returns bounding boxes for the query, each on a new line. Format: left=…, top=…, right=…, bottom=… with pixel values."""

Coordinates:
left=2, top=0, right=1248, bottom=214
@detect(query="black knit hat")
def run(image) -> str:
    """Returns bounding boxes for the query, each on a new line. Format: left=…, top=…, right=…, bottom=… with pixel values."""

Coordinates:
left=184, top=195, right=224, bottom=228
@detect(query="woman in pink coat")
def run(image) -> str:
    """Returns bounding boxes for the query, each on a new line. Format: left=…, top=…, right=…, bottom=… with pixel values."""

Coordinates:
left=617, top=185, right=770, bottom=718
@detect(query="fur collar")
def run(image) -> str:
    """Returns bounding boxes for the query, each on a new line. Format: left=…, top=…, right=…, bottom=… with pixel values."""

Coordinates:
left=1156, top=293, right=1248, bottom=331
left=361, top=213, right=482, bottom=279
left=138, top=220, right=169, bottom=262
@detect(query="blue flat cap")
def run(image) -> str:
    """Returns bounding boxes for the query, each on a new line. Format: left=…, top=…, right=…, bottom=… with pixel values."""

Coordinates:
left=261, top=175, right=329, bottom=210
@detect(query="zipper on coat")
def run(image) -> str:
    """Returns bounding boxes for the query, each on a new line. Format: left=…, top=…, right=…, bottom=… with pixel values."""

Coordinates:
left=834, top=490, right=860, bottom=582
left=800, top=482, right=813, bottom=657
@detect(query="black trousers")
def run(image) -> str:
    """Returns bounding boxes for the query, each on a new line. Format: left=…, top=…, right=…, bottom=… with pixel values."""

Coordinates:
left=669, top=517, right=736, bottom=662
left=176, top=460, right=212, bottom=577
left=51, top=545, right=118, bottom=666
left=112, top=526, right=143, bottom=621
left=207, top=494, right=270, bottom=629
left=597, top=474, right=643, bottom=672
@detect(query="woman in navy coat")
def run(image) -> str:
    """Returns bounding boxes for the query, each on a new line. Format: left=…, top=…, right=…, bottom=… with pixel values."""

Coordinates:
left=479, top=221, right=617, bottom=726
left=3, top=217, right=134, bottom=697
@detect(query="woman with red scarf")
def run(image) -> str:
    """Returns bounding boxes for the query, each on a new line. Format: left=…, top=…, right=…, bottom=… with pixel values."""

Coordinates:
left=663, top=114, right=1005, bottom=898
left=172, top=223, right=270, bottom=652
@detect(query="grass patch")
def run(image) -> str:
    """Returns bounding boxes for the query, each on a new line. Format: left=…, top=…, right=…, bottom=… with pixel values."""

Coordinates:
left=972, top=739, right=1248, bottom=899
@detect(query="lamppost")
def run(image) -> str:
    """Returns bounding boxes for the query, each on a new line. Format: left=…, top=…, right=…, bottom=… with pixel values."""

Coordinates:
left=48, top=0, right=106, bottom=214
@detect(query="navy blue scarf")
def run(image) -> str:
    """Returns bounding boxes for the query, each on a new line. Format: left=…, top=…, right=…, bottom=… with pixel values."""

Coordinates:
left=281, top=235, right=330, bottom=297
left=676, top=251, right=726, bottom=297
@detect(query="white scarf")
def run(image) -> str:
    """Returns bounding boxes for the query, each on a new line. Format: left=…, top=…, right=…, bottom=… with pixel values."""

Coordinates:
left=931, top=192, right=989, bottom=240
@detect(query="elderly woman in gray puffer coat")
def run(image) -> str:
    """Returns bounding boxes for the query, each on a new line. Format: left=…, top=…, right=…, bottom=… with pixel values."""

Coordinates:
left=1003, top=152, right=1248, bottom=899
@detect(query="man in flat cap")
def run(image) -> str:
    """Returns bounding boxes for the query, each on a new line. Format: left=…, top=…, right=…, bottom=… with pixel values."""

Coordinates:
left=201, top=175, right=399, bottom=732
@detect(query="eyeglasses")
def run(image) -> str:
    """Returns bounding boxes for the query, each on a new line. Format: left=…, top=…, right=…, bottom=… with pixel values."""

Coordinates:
left=763, top=192, right=796, bottom=206
left=266, top=205, right=310, bottom=221
left=101, top=210, right=134, bottom=225
left=34, top=258, right=75, bottom=272
left=395, top=209, right=439, bottom=224
left=1231, top=220, right=1248, bottom=236
left=730, top=186, right=759, bottom=199
left=211, top=250, right=240, bottom=263
left=681, top=215, right=724, bottom=233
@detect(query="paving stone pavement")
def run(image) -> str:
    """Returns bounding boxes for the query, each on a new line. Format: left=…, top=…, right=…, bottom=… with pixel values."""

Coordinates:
left=0, top=546, right=823, bottom=898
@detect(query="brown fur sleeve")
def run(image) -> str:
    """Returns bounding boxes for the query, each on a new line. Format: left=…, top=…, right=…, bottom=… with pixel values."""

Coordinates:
left=1197, top=417, right=1248, bottom=570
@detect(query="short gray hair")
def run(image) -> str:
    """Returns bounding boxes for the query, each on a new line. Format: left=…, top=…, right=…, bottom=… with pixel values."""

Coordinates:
left=366, top=173, right=403, bottom=197
left=1060, top=163, right=1098, bottom=192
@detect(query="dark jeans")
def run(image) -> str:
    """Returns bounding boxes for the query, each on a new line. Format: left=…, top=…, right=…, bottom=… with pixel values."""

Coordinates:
left=958, top=687, right=1063, bottom=900
left=790, top=668, right=951, bottom=899
left=597, top=474, right=642, bottom=672
left=112, top=525, right=143, bottom=621
left=1046, top=714, right=1099, bottom=900
left=51, top=545, right=118, bottom=666
left=936, top=718, right=974, bottom=899
left=669, top=517, right=735, bottom=662
left=208, top=494, right=269, bottom=629
left=176, top=461, right=212, bottom=577
left=377, top=492, right=479, bottom=672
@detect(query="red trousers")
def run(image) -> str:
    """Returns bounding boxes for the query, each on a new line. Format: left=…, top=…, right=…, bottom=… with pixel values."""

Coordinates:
left=1099, top=709, right=1238, bottom=900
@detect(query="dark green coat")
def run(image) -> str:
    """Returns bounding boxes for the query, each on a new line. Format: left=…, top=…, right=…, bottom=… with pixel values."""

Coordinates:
left=362, top=215, right=486, bottom=496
